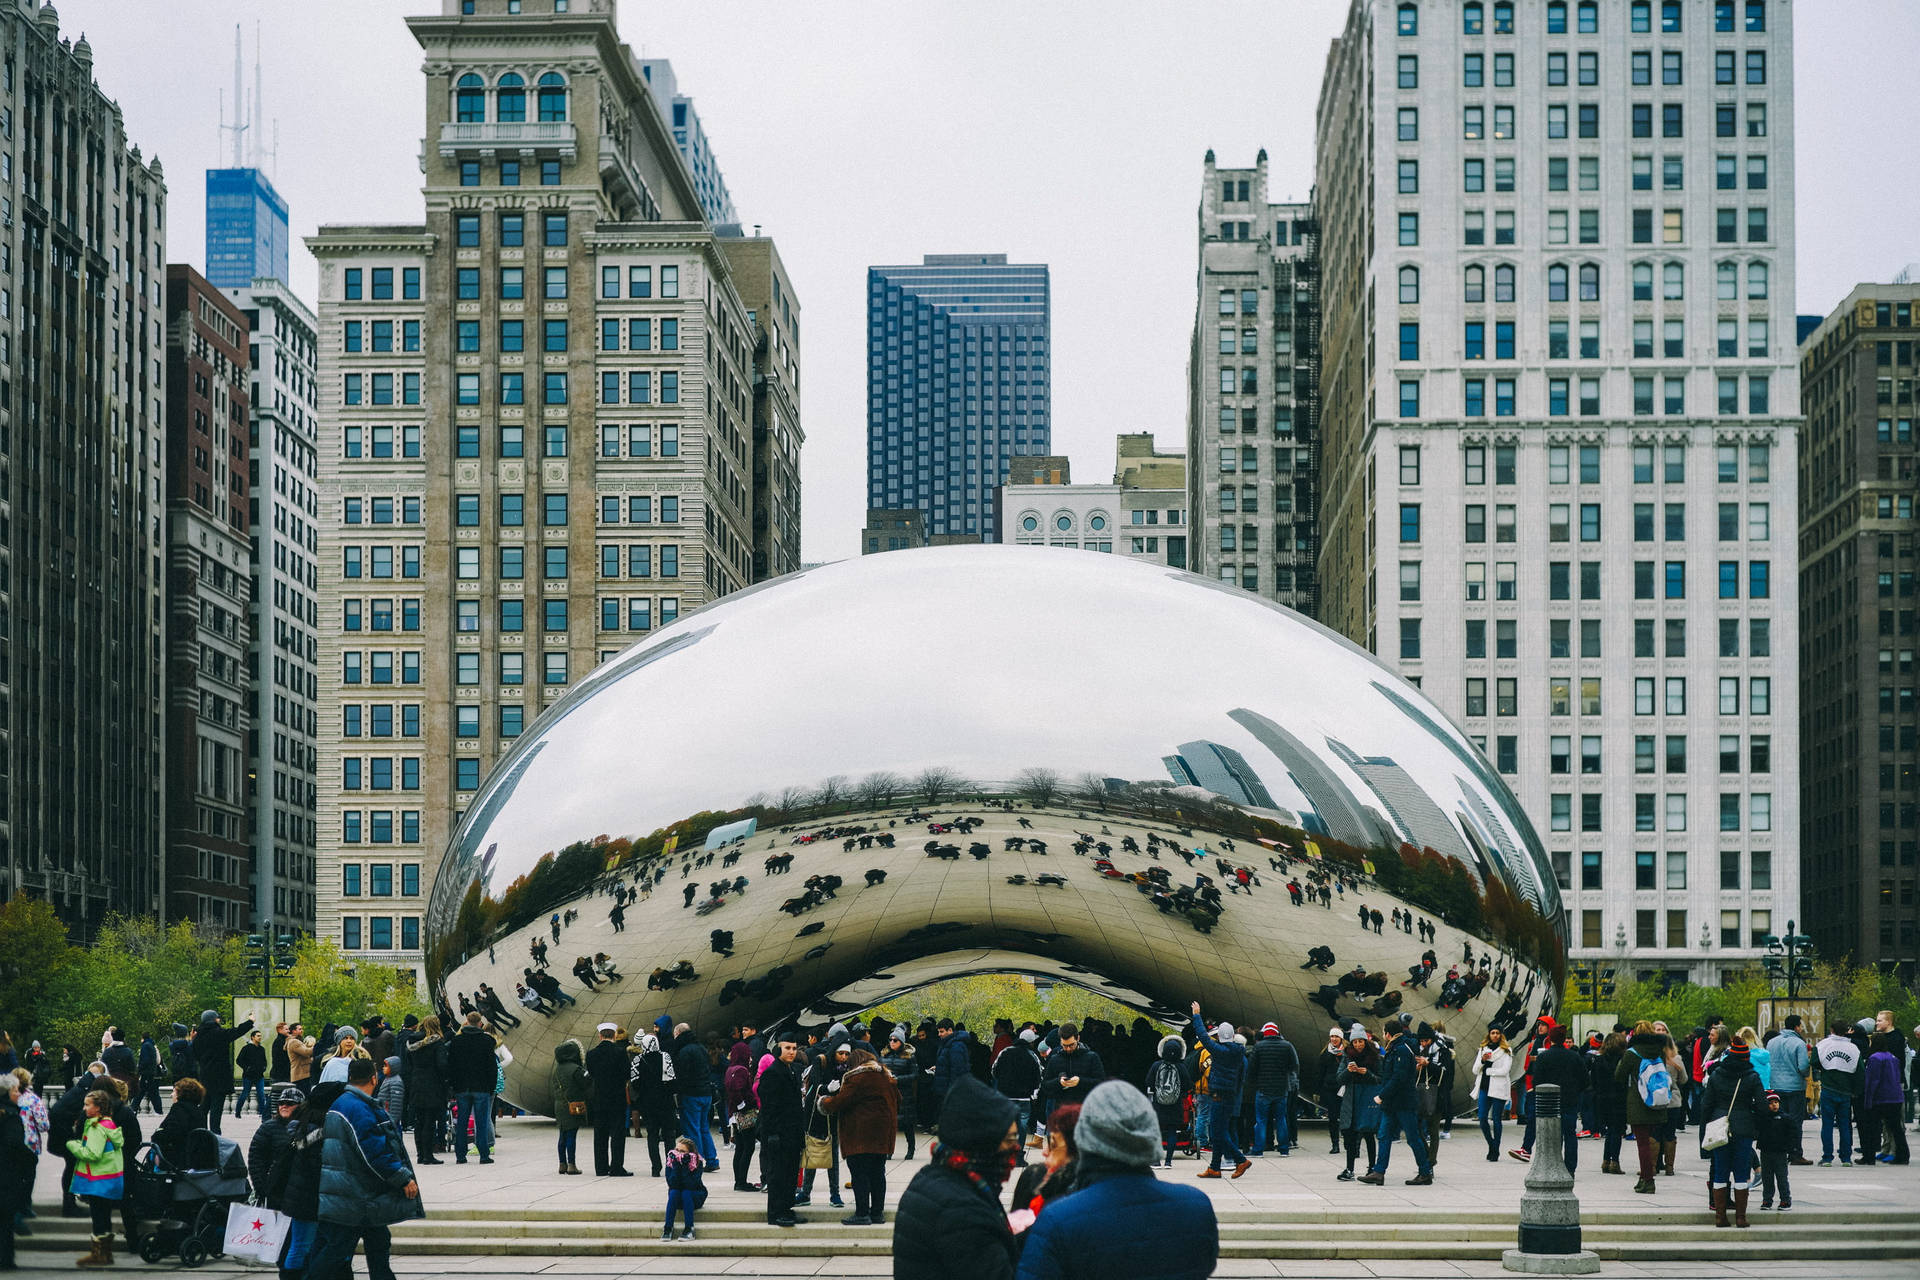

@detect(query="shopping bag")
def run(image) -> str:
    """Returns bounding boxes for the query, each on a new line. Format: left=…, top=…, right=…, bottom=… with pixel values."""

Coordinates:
left=223, top=1202, right=290, bottom=1266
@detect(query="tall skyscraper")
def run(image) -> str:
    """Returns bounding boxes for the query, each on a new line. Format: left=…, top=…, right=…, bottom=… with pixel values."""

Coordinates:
left=1798, top=283, right=1920, bottom=977
left=222, top=278, right=321, bottom=935
left=1187, top=151, right=1321, bottom=615
left=0, top=12, right=169, bottom=935
left=206, top=168, right=291, bottom=288
left=163, top=266, right=255, bottom=932
left=637, top=59, right=739, bottom=228
left=716, top=235, right=804, bottom=580
left=1163, top=741, right=1277, bottom=810
left=867, top=254, right=1051, bottom=543
left=1314, top=0, right=1799, bottom=984
left=310, top=0, right=797, bottom=985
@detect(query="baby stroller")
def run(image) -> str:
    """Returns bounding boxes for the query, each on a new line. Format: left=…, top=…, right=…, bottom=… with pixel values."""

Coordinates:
left=130, top=1128, right=252, bottom=1266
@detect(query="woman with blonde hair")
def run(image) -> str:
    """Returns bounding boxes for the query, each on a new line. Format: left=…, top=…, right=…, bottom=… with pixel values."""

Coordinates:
left=1470, top=1028, right=1513, bottom=1162
left=318, top=1033, right=362, bottom=1085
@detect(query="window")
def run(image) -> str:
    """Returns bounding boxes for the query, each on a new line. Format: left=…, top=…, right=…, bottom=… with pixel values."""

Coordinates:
left=1400, top=619, right=1422, bottom=660
left=1400, top=503, right=1422, bottom=543
left=1746, top=51, right=1766, bottom=84
left=1398, top=108, right=1419, bottom=141
left=1398, top=265, right=1420, bottom=304
left=1466, top=265, right=1485, bottom=302
left=1400, top=322, right=1420, bottom=360
left=1399, top=445, right=1422, bottom=485
left=1398, top=2, right=1419, bottom=34
left=1400, top=380, right=1420, bottom=418
left=1398, top=55, right=1418, bottom=88
left=1399, top=213, right=1419, bottom=246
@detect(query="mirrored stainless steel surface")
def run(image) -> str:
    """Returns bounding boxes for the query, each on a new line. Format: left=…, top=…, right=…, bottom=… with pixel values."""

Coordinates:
left=427, top=547, right=1566, bottom=1112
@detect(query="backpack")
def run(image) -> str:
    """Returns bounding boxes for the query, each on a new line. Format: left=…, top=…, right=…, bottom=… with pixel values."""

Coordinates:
left=1149, top=1059, right=1184, bottom=1108
left=1633, top=1049, right=1675, bottom=1109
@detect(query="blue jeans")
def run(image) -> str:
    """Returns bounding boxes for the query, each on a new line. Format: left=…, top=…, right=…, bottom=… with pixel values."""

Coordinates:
left=1709, top=1135, right=1755, bottom=1189
left=455, top=1091, right=494, bottom=1158
left=1253, top=1091, right=1291, bottom=1153
left=280, top=1218, right=317, bottom=1271
left=308, top=1222, right=394, bottom=1280
left=235, top=1076, right=270, bottom=1115
left=557, top=1128, right=577, bottom=1164
left=664, top=1188, right=697, bottom=1234
left=1519, top=1091, right=1536, bottom=1152
left=1478, top=1092, right=1505, bottom=1150
left=1820, top=1093, right=1854, bottom=1162
left=1372, top=1106, right=1432, bottom=1176
left=1192, top=1096, right=1213, bottom=1149
left=1011, top=1099, right=1033, bottom=1148
left=1206, top=1096, right=1244, bottom=1170
left=680, top=1095, right=716, bottom=1164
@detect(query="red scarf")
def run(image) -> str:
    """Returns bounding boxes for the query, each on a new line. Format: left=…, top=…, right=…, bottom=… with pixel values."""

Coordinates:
left=932, top=1141, right=1018, bottom=1194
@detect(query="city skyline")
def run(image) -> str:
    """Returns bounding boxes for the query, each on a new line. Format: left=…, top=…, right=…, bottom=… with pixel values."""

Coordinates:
left=53, top=0, right=1920, bottom=561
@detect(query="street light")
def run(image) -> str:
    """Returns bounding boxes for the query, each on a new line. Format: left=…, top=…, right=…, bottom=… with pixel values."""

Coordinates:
left=1760, top=919, right=1815, bottom=999
left=1569, top=959, right=1616, bottom=1013
left=245, top=926, right=298, bottom=996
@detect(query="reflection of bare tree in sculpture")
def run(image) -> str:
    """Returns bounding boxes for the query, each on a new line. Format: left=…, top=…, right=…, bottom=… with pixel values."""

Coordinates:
left=1013, top=767, right=1062, bottom=807
left=1072, top=772, right=1113, bottom=812
left=811, top=775, right=848, bottom=809
left=914, top=766, right=964, bottom=807
left=854, top=771, right=906, bottom=808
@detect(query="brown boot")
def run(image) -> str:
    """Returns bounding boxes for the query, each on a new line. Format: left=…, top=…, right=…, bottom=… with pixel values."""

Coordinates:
left=1660, top=1140, right=1677, bottom=1175
left=1712, top=1187, right=1729, bottom=1228
left=1733, top=1188, right=1750, bottom=1228
left=76, top=1233, right=115, bottom=1267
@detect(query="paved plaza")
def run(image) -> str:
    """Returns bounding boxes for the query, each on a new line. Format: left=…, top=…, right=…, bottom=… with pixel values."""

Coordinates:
left=14, top=1106, right=1919, bottom=1278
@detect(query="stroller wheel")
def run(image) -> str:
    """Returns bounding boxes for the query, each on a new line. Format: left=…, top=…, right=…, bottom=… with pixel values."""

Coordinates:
left=138, top=1232, right=168, bottom=1264
left=180, top=1238, right=209, bottom=1267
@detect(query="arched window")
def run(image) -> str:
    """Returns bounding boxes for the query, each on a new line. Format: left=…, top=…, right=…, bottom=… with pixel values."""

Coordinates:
left=1578, top=263, right=1600, bottom=301
left=1494, top=264, right=1516, bottom=302
left=1576, top=0, right=1599, bottom=33
left=1464, top=265, right=1485, bottom=303
left=1020, top=514, right=1039, bottom=533
left=1632, top=261, right=1654, bottom=300
left=1663, top=262, right=1685, bottom=300
left=1089, top=513, right=1108, bottom=532
left=1747, top=261, right=1769, bottom=299
left=1463, top=1, right=1484, bottom=34
left=537, top=71, right=568, bottom=122
left=1547, top=264, right=1569, bottom=302
left=455, top=73, right=485, bottom=124
left=1054, top=513, right=1074, bottom=532
left=1399, top=264, right=1420, bottom=304
left=1493, top=1, right=1514, bottom=33
left=1717, top=261, right=1739, bottom=300
left=496, top=72, right=526, bottom=123
left=1397, top=2, right=1419, bottom=35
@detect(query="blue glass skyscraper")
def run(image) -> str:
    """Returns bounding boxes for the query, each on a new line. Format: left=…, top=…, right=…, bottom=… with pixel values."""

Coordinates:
left=867, top=254, right=1050, bottom=541
left=205, top=168, right=289, bottom=287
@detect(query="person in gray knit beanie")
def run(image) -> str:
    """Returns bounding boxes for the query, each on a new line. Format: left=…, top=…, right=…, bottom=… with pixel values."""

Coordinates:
left=1075, top=1079, right=1162, bottom=1167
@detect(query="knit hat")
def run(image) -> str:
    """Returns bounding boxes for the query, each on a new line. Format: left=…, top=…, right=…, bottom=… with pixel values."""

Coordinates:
left=1019, top=1028, right=1038, bottom=1043
left=1074, top=1080, right=1160, bottom=1168
left=936, top=1075, right=1017, bottom=1152
left=1262, top=1022, right=1280, bottom=1036
left=1416, top=1022, right=1435, bottom=1040
left=1725, top=1041, right=1751, bottom=1060
left=1349, top=1023, right=1367, bottom=1040
left=888, top=1028, right=906, bottom=1045
left=1764, top=1090, right=1781, bottom=1104
left=1215, top=1022, right=1234, bottom=1040
left=828, top=1021, right=848, bottom=1039
left=1328, top=1027, right=1344, bottom=1040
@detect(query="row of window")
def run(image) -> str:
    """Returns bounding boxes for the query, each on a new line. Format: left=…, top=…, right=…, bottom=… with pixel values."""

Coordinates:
left=1570, top=909, right=1777, bottom=955
left=341, top=599, right=421, bottom=632
left=342, top=267, right=420, bottom=302
left=1401, top=503, right=1771, bottom=545
left=1450, top=668, right=1776, bottom=717
left=1395, top=1, right=1769, bottom=37
left=596, top=544, right=682, bottom=578
left=1445, top=49, right=1770, bottom=90
left=343, top=320, right=420, bottom=353
left=339, top=916, right=421, bottom=952
left=341, top=757, right=423, bottom=791
left=598, top=596, right=679, bottom=631
left=339, top=861, right=422, bottom=893
left=1398, top=442, right=1771, bottom=488
left=1398, top=99, right=1772, bottom=146
left=456, top=157, right=563, bottom=187
left=341, top=812, right=422, bottom=845
left=1404, top=152, right=1772, bottom=197
left=1561, top=849, right=1775, bottom=896
left=452, top=70, right=569, bottom=123
left=1549, top=791, right=1773, bottom=834
left=1402, top=317, right=1773, bottom=364
left=1394, top=373, right=1771, bottom=419
left=343, top=497, right=421, bottom=526
left=342, top=704, right=422, bottom=738
left=455, top=704, right=529, bottom=739
left=1395, top=259, right=1772, bottom=307
left=341, top=651, right=422, bottom=685
left=1395, top=199, right=1771, bottom=251
left=1447, top=616, right=1773, bottom=662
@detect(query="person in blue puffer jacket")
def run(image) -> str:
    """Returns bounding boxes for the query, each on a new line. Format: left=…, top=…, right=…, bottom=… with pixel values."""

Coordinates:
left=1189, top=1002, right=1249, bottom=1178
left=304, top=1058, right=422, bottom=1280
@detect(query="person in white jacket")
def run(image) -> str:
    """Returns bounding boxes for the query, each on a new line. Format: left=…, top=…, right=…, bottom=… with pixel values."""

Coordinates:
left=1470, top=1029, right=1514, bottom=1163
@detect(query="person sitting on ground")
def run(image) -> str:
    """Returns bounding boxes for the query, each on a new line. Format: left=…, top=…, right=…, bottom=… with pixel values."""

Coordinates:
left=1014, top=1081, right=1219, bottom=1280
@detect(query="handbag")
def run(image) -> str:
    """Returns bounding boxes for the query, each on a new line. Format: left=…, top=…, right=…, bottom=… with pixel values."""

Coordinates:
left=567, top=1100, right=588, bottom=1118
left=802, top=1133, right=833, bottom=1169
left=734, top=1107, right=759, bottom=1133
left=224, top=1202, right=291, bottom=1267
left=1702, top=1078, right=1741, bottom=1152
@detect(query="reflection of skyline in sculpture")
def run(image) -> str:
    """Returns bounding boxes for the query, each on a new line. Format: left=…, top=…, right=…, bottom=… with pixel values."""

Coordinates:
left=1162, top=740, right=1277, bottom=809
left=431, top=740, right=546, bottom=937
left=1327, top=738, right=1472, bottom=865
left=1456, top=780, right=1543, bottom=912
left=1227, top=707, right=1383, bottom=849
left=1367, top=681, right=1556, bottom=916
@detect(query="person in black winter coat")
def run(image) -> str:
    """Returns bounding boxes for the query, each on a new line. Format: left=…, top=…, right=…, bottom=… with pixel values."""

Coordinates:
left=1040, top=1024, right=1106, bottom=1110
left=191, top=1009, right=254, bottom=1134
left=892, top=1076, right=1021, bottom=1280
left=249, top=1087, right=303, bottom=1203
left=1246, top=1024, right=1300, bottom=1155
left=584, top=1025, right=633, bottom=1176
left=990, top=1031, right=1043, bottom=1152
left=154, top=1077, right=209, bottom=1168
left=0, top=1075, right=33, bottom=1270
left=48, top=1068, right=107, bottom=1216
left=235, top=1032, right=271, bottom=1117
left=403, top=1018, right=449, bottom=1164
left=444, top=1014, right=501, bottom=1164
left=757, top=1034, right=807, bottom=1228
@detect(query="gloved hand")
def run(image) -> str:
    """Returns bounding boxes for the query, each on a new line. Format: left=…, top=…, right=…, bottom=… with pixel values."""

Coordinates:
left=827, top=1080, right=841, bottom=1093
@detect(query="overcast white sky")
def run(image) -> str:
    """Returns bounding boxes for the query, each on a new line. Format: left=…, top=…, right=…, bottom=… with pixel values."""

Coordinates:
left=56, top=0, right=1920, bottom=563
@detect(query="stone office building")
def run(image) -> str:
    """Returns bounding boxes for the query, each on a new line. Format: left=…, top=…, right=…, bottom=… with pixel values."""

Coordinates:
left=1313, top=0, right=1800, bottom=984
left=310, top=0, right=796, bottom=982
left=0, top=7, right=170, bottom=933
left=1799, top=283, right=1920, bottom=977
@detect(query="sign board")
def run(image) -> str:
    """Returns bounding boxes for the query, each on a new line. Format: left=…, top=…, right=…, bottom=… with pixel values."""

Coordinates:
left=1570, top=1012, right=1617, bottom=1043
left=1756, top=997, right=1825, bottom=1040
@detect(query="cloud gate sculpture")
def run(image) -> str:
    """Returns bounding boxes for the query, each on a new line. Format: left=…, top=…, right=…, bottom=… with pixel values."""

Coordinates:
left=427, top=547, right=1565, bottom=1112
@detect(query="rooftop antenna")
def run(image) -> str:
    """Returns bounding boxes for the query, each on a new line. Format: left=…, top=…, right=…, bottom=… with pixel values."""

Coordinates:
left=218, top=22, right=248, bottom=168
left=251, top=20, right=278, bottom=177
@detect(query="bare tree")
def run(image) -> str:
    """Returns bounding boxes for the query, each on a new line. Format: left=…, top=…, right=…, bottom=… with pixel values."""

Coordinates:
left=1071, top=771, right=1113, bottom=812
left=775, top=784, right=810, bottom=818
left=855, top=771, right=905, bottom=808
left=812, top=775, right=848, bottom=811
left=1013, top=766, right=1061, bottom=808
left=914, top=765, right=965, bottom=808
